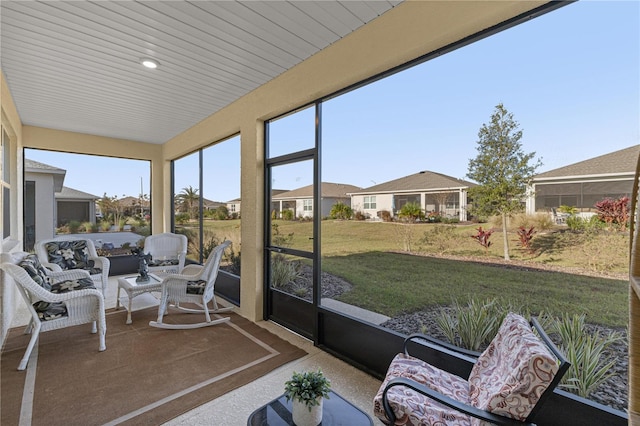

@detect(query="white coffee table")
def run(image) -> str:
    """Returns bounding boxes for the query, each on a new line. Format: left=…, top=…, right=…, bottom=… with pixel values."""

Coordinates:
left=116, top=274, right=164, bottom=324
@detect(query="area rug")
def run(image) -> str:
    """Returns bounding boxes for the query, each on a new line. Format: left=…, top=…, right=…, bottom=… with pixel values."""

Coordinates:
left=1, top=307, right=307, bottom=425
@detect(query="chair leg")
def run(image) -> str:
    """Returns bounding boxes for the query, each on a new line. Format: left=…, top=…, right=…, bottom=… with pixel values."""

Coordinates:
left=98, top=318, right=106, bottom=352
left=19, top=322, right=41, bottom=371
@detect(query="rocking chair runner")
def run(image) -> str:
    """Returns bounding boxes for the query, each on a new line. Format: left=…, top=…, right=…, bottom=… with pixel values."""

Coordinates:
left=149, top=240, right=233, bottom=329
left=374, top=312, right=570, bottom=426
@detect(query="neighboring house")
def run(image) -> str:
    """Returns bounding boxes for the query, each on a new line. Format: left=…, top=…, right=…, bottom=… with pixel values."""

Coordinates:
left=202, top=197, right=225, bottom=212
left=526, top=145, right=640, bottom=215
left=56, top=187, right=100, bottom=226
left=349, top=170, right=477, bottom=222
left=272, top=183, right=362, bottom=219
left=226, top=197, right=241, bottom=217
left=111, top=195, right=150, bottom=217
left=24, top=159, right=99, bottom=250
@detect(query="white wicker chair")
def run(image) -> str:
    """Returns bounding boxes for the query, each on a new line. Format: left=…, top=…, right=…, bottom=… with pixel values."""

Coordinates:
left=34, top=237, right=110, bottom=297
left=149, top=240, right=232, bottom=329
left=142, top=232, right=188, bottom=276
left=0, top=253, right=106, bottom=370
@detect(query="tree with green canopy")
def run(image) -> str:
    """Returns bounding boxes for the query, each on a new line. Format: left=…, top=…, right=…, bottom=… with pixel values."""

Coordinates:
left=466, top=103, right=542, bottom=260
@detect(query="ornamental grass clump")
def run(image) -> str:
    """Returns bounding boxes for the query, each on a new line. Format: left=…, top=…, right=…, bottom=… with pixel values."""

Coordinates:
left=284, top=369, right=331, bottom=410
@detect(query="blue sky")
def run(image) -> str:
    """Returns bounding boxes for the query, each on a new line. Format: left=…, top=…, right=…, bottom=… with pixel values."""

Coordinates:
left=26, top=1, right=639, bottom=202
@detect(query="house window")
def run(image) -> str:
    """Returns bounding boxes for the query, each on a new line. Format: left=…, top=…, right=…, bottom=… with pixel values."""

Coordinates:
left=229, top=204, right=236, bottom=212
left=1, top=128, right=10, bottom=240
left=303, top=199, right=313, bottom=211
left=364, top=196, right=376, bottom=209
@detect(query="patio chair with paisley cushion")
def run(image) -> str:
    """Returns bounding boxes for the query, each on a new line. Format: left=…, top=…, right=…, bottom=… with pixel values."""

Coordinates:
left=142, top=232, right=188, bottom=276
left=374, top=312, right=570, bottom=426
left=149, top=240, right=233, bottom=329
left=0, top=252, right=106, bottom=370
left=34, top=237, right=110, bottom=297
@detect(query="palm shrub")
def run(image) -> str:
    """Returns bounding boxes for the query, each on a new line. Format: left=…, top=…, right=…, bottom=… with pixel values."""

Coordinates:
left=329, top=202, right=353, bottom=220
left=435, top=298, right=509, bottom=351
left=398, top=202, right=424, bottom=223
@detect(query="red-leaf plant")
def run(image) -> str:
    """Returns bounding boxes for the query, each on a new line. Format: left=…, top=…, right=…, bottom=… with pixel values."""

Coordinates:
left=471, top=226, right=493, bottom=250
left=516, top=226, right=536, bottom=254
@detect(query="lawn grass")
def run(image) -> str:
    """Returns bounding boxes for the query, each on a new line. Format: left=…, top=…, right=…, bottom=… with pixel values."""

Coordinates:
left=202, top=219, right=629, bottom=328
left=322, top=251, right=628, bottom=328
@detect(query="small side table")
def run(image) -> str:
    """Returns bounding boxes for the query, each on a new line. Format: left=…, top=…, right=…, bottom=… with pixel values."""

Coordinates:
left=247, top=390, right=374, bottom=426
left=116, top=274, right=163, bottom=324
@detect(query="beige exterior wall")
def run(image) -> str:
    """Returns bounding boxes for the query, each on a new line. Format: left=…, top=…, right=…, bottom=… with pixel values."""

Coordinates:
left=1, top=71, right=24, bottom=344
left=1, top=1, right=550, bottom=324
left=24, top=172, right=57, bottom=242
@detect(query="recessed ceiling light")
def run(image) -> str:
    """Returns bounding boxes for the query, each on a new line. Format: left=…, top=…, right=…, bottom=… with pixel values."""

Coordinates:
left=141, top=58, right=159, bottom=69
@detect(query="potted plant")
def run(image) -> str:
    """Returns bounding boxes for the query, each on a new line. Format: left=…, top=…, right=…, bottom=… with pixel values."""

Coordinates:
left=284, top=369, right=331, bottom=426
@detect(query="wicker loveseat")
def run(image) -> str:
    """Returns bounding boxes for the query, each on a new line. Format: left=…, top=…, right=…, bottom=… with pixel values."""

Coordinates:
left=374, top=312, right=569, bottom=426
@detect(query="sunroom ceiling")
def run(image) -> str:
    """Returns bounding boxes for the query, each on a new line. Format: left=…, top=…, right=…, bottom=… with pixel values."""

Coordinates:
left=0, top=1, right=400, bottom=144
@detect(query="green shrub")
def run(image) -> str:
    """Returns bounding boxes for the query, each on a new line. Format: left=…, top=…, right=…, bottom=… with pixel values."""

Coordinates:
left=566, top=215, right=585, bottom=231
left=82, top=221, right=98, bottom=232
left=214, top=205, right=229, bottom=220
left=68, top=220, right=81, bottom=233
left=282, top=209, right=294, bottom=220
left=420, top=225, right=460, bottom=254
left=329, top=202, right=353, bottom=220
left=559, top=205, right=579, bottom=215
left=271, top=255, right=302, bottom=289
left=175, top=213, right=190, bottom=224
left=545, top=313, right=624, bottom=398
left=398, top=202, right=424, bottom=223
left=227, top=243, right=241, bottom=275
left=435, top=298, right=509, bottom=351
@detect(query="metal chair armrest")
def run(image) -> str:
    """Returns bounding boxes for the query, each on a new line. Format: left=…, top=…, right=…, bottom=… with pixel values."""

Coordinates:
left=382, top=377, right=535, bottom=426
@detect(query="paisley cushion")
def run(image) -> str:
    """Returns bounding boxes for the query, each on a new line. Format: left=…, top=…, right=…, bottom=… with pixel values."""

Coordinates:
left=373, top=353, right=472, bottom=426
left=468, top=313, right=559, bottom=422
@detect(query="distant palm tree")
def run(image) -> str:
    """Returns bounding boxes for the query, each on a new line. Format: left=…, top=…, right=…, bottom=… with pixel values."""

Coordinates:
left=177, top=186, right=200, bottom=220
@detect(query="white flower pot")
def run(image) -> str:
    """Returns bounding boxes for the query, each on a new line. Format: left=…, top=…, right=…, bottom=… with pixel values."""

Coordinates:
left=292, top=398, right=323, bottom=426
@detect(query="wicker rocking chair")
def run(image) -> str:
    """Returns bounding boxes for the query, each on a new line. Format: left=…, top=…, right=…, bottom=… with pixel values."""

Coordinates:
left=149, top=240, right=233, bottom=329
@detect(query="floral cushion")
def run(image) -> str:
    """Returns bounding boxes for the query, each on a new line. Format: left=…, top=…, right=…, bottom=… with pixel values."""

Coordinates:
left=44, top=240, right=102, bottom=274
left=33, top=276, right=96, bottom=322
left=148, top=258, right=179, bottom=267
left=186, top=279, right=207, bottom=295
left=19, top=253, right=96, bottom=322
left=468, top=313, right=559, bottom=422
left=19, top=254, right=52, bottom=290
left=373, top=353, right=472, bottom=426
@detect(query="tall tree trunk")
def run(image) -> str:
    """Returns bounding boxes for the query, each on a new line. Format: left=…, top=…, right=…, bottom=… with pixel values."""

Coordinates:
left=502, top=213, right=510, bottom=260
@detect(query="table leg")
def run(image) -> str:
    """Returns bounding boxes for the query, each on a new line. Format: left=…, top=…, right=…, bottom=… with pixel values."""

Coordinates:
left=126, top=292, right=133, bottom=324
left=116, top=286, right=121, bottom=310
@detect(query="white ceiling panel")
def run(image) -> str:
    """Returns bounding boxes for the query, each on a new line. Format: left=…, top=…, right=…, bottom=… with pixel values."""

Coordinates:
left=0, top=0, right=399, bottom=144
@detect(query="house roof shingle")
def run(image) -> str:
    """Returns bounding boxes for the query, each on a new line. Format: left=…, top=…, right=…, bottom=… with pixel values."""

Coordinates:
left=273, top=183, right=362, bottom=200
left=350, top=171, right=476, bottom=195
left=535, top=145, right=640, bottom=180
left=56, top=186, right=99, bottom=200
